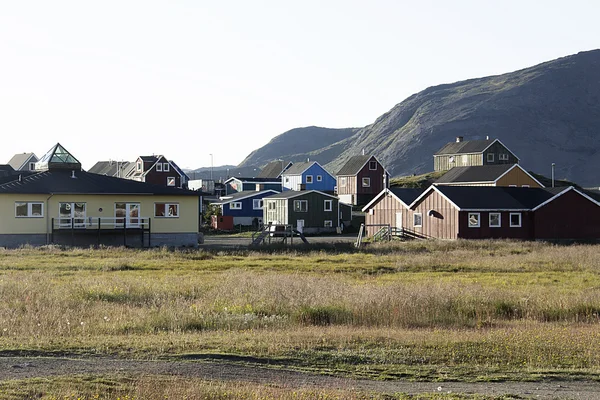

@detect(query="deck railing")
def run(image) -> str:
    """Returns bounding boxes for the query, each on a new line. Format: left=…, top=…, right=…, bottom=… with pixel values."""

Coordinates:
left=51, top=217, right=152, bottom=247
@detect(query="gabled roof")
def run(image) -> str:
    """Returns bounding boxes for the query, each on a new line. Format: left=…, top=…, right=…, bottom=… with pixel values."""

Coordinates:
left=212, top=190, right=279, bottom=205
left=169, top=161, right=190, bottom=181
left=35, top=143, right=81, bottom=171
left=434, top=164, right=544, bottom=187
left=0, top=170, right=200, bottom=196
left=7, top=153, right=37, bottom=170
left=409, top=185, right=567, bottom=211
left=0, top=164, right=16, bottom=177
left=434, top=139, right=494, bottom=155
left=264, top=190, right=338, bottom=200
left=282, top=161, right=334, bottom=177
left=224, top=177, right=282, bottom=184
left=140, top=156, right=159, bottom=162
left=258, top=160, right=292, bottom=179
left=336, top=155, right=388, bottom=176
left=88, top=161, right=132, bottom=177
left=362, top=187, right=425, bottom=212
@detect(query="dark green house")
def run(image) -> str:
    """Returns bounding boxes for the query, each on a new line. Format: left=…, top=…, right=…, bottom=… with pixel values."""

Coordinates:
left=263, top=190, right=349, bottom=234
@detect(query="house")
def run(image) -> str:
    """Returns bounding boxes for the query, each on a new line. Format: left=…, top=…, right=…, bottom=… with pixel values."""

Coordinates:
left=224, top=177, right=282, bottom=195
left=433, top=137, right=519, bottom=172
left=211, top=190, right=278, bottom=227
left=362, top=187, right=425, bottom=235
left=7, top=152, right=38, bottom=172
left=435, top=164, right=544, bottom=188
left=263, top=190, right=346, bottom=234
left=281, top=161, right=336, bottom=192
left=124, top=155, right=190, bottom=189
left=0, top=143, right=201, bottom=248
left=363, top=184, right=600, bottom=240
left=258, top=160, right=293, bottom=179
left=88, top=160, right=132, bottom=178
left=336, top=155, right=390, bottom=206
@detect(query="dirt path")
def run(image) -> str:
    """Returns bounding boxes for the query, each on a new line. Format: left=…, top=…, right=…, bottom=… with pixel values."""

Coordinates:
left=1, top=356, right=600, bottom=399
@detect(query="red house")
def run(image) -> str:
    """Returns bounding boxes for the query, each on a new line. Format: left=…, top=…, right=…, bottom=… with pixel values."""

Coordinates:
left=126, top=155, right=189, bottom=189
left=336, top=155, right=390, bottom=206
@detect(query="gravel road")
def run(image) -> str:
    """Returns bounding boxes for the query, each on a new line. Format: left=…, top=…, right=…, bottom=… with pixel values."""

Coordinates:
left=1, top=356, right=600, bottom=399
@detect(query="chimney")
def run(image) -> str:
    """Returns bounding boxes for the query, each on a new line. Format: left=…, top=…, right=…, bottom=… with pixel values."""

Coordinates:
left=71, top=170, right=77, bottom=179
left=18, top=174, right=22, bottom=182
left=362, top=149, right=365, bottom=155
left=456, top=136, right=463, bottom=143
left=486, top=135, right=490, bottom=140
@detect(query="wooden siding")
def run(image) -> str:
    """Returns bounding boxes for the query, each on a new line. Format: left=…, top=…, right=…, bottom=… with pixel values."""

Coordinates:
left=534, top=190, right=600, bottom=239
left=264, top=198, right=287, bottom=225
left=410, top=190, right=459, bottom=239
left=364, top=192, right=406, bottom=236
left=458, top=211, right=534, bottom=239
left=496, top=167, right=542, bottom=187
left=287, top=192, right=338, bottom=229
left=434, top=153, right=482, bottom=171
left=482, top=142, right=519, bottom=166
left=337, top=176, right=357, bottom=196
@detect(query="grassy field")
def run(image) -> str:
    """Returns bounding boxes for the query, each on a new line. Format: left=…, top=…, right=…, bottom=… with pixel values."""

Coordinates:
left=0, top=240, right=598, bottom=398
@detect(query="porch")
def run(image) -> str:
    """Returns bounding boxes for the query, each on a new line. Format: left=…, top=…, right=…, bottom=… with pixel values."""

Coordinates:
left=50, top=217, right=152, bottom=247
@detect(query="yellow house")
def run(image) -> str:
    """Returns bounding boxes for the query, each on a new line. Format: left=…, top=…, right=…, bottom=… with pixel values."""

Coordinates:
left=434, top=164, right=544, bottom=188
left=0, top=144, right=200, bottom=248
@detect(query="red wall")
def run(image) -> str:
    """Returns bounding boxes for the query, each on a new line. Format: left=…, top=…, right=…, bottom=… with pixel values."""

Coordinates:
left=534, top=190, right=600, bottom=239
left=458, top=211, right=534, bottom=239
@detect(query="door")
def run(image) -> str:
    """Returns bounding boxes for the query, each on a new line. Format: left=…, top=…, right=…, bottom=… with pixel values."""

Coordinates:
left=296, top=219, right=304, bottom=233
left=115, top=203, right=141, bottom=227
left=59, top=202, right=86, bottom=228
left=396, top=212, right=403, bottom=232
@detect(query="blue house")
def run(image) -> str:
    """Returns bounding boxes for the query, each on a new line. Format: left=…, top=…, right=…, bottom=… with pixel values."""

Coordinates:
left=211, top=190, right=278, bottom=227
left=281, top=162, right=336, bottom=193
left=224, top=177, right=282, bottom=195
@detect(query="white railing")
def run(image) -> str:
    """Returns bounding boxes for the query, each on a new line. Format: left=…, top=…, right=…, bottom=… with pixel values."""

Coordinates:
left=53, top=217, right=151, bottom=230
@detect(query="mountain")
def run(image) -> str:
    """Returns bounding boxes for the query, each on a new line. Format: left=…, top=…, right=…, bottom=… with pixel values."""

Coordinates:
left=239, top=50, right=600, bottom=186
left=238, top=126, right=359, bottom=169
left=186, top=165, right=262, bottom=181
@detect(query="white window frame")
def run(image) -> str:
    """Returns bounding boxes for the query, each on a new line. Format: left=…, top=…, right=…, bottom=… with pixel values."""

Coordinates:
left=487, top=153, right=495, bottom=163
left=285, top=177, right=289, bottom=183
left=317, top=175, right=322, bottom=182
left=362, top=177, right=371, bottom=187
left=522, top=185, right=530, bottom=188
left=468, top=212, right=481, bottom=228
left=306, top=175, right=313, bottom=184
left=413, top=213, right=423, bottom=227
left=167, top=177, right=176, bottom=186
left=509, top=185, right=517, bottom=187
left=294, top=200, right=308, bottom=212
left=267, top=201, right=276, bottom=210
left=29, top=162, right=36, bottom=171
left=156, top=163, right=163, bottom=172
left=324, top=220, right=333, bottom=228
left=369, top=161, right=377, bottom=170
left=462, top=155, right=468, bottom=165
left=163, top=163, right=170, bottom=172
left=324, top=199, right=333, bottom=211
left=154, top=203, right=179, bottom=218
left=15, top=202, right=44, bottom=218
left=339, top=177, right=347, bottom=187
left=489, top=212, right=501, bottom=228
left=510, top=213, right=522, bottom=228
left=230, top=202, right=242, bottom=210
left=136, top=161, right=142, bottom=171
left=252, top=199, right=263, bottom=210
left=499, top=153, right=509, bottom=161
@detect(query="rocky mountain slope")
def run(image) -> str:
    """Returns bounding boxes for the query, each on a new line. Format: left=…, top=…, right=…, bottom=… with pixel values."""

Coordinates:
left=240, top=50, right=600, bottom=186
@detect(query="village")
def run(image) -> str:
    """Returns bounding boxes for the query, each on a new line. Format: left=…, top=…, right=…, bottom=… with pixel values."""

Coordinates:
left=1, top=136, right=599, bottom=249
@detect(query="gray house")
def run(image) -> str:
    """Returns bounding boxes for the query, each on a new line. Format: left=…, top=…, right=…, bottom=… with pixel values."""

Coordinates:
left=433, top=137, right=519, bottom=172
left=7, top=152, right=38, bottom=172
left=263, top=190, right=349, bottom=234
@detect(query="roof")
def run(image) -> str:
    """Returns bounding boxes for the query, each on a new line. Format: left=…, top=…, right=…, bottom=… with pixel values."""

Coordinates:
left=362, top=187, right=425, bottom=212
left=434, top=139, right=494, bottom=155
left=225, top=177, right=282, bottom=184
left=169, top=161, right=190, bottom=180
left=264, top=190, right=338, bottom=200
left=0, top=169, right=200, bottom=196
left=410, top=185, right=567, bottom=210
left=337, top=155, right=389, bottom=176
left=258, top=160, right=292, bottom=179
left=282, top=162, right=314, bottom=175
left=88, top=161, right=132, bottom=177
left=435, top=164, right=514, bottom=183
left=7, top=153, right=37, bottom=170
left=0, top=164, right=16, bottom=177
left=35, top=143, right=81, bottom=171
left=213, top=190, right=278, bottom=204
left=140, top=156, right=159, bottom=162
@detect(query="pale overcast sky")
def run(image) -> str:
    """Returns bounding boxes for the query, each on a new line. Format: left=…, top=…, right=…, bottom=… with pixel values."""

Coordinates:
left=1, top=1, right=598, bottom=170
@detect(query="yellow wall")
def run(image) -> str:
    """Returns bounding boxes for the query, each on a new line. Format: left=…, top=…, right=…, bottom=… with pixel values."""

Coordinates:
left=0, top=194, right=199, bottom=235
left=496, top=167, right=542, bottom=188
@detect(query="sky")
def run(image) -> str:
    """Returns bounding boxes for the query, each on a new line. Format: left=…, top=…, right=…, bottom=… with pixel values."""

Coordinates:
left=1, top=1, right=599, bottom=170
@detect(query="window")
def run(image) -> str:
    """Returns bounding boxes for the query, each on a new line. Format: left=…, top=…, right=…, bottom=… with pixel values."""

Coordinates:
left=317, top=175, right=322, bottom=182
left=499, top=153, right=509, bottom=161
left=293, top=200, right=308, bottom=212
left=29, top=162, right=36, bottom=170
left=156, top=163, right=163, bottom=172
left=115, top=203, right=140, bottom=226
left=487, top=153, right=495, bottom=163
left=267, top=201, right=276, bottom=210
left=522, top=185, right=530, bottom=188
left=306, top=175, right=313, bottom=184
left=324, top=200, right=333, bottom=211
left=230, top=202, right=242, bottom=210
left=324, top=220, right=333, bottom=228
left=509, top=185, right=517, bottom=187
left=155, top=203, right=179, bottom=217
left=362, top=177, right=370, bottom=187
left=413, top=213, right=423, bottom=227
left=136, top=161, right=142, bottom=171
left=59, top=202, right=86, bottom=227
left=468, top=213, right=480, bottom=227
left=369, top=161, right=377, bottom=170
left=489, top=213, right=501, bottom=228
left=253, top=199, right=263, bottom=210
left=163, top=163, right=170, bottom=172
left=339, top=177, right=347, bottom=187
left=15, top=202, right=43, bottom=218
left=285, top=177, right=289, bottom=183
left=449, top=156, right=455, bottom=163
left=462, top=155, right=468, bottom=165
left=167, top=177, right=176, bottom=186
left=510, top=213, right=521, bottom=227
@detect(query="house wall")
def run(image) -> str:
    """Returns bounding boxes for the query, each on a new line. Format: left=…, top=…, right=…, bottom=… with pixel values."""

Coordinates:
left=144, top=169, right=182, bottom=188
left=364, top=192, right=406, bottom=236
left=496, top=168, right=542, bottom=188
left=287, top=192, right=339, bottom=231
left=303, top=164, right=336, bottom=192
left=434, top=153, right=483, bottom=171
left=409, top=191, right=459, bottom=239
left=457, top=211, right=534, bottom=239
left=264, top=198, right=288, bottom=225
left=283, top=174, right=302, bottom=191
left=534, top=190, right=600, bottom=239
left=336, top=176, right=357, bottom=199
left=482, top=142, right=519, bottom=166
left=221, top=194, right=265, bottom=226
left=356, top=159, right=388, bottom=205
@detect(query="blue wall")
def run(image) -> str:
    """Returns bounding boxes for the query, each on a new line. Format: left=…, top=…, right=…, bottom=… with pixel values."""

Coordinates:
left=302, top=164, right=336, bottom=192
left=222, top=193, right=267, bottom=218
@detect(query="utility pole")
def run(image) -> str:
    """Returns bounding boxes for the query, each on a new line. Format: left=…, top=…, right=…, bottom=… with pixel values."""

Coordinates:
left=210, top=154, right=214, bottom=181
left=551, top=163, right=555, bottom=188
